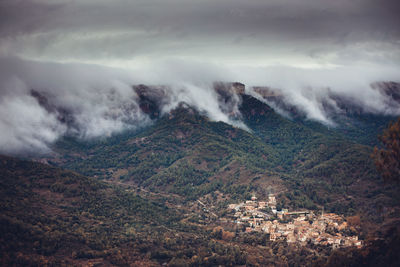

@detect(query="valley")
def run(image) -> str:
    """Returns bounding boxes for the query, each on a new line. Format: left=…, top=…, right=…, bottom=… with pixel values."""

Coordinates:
left=1, top=83, right=400, bottom=266
left=1, top=0, right=400, bottom=265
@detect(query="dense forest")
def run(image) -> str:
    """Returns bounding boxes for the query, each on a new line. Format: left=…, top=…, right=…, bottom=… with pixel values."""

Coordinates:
left=0, top=156, right=350, bottom=266
left=53, top=95, right=399, bottom=221
left=1, top=91, right=400, bottom=266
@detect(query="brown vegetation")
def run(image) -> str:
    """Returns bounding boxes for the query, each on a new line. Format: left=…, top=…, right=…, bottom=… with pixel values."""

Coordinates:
left=373, top=117, right=400, bottom=183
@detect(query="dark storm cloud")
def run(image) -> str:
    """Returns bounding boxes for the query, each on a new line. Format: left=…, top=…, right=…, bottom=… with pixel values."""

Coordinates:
left=2, top=0, right=399, bottom=38
left=0, top=0, right=399, bottom=63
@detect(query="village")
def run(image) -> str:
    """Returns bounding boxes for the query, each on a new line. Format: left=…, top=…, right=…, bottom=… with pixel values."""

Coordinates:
left=226, top=194, right=363, bottom=249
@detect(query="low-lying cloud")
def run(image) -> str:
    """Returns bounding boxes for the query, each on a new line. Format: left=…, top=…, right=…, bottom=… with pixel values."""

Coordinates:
left=0, top=0, right=399, bottom=154
left=0, top=56, right=399, bottom=155
left=239, top=64, right=400, bottom=124
left=0, top=57, right=247, bottom=154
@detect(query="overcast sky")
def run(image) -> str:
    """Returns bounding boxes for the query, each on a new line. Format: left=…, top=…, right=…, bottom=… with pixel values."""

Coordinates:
left=0, top=0, right=400, bottom=154
left=1, top=0, right=399, bottom=68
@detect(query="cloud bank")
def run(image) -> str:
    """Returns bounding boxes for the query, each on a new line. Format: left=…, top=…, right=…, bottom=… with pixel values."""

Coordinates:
left=0, top=57, right=247, bottom=154
left=0, top=0, right=399, bottom=154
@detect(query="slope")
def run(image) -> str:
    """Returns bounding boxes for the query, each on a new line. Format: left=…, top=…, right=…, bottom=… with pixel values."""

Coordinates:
left=0, top=155, right=335, bottom=266
left=240, top=95, right=399, bottom=220
left=48, top=94, right=399, bottom=223
left=53, top=105, right=285, bottom=201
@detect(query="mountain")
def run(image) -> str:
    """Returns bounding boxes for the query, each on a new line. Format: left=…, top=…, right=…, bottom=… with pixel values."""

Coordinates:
left=250, top=83, right=400, bottom=147
left=2, top=82, right=400, bottom=266
left=48, top=89, right=399, bottom=223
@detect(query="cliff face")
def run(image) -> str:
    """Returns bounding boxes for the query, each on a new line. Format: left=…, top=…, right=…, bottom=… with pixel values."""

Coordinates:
left=133, top=84, right=170, bottom=119
left=213, top=81, right=245, bottom=95
left=252, top=86, right=283, bottom=98
left=30, top=81, right=400, bottom=129
left=132, top=82, right=247, bottom=120
left=373, top=82, right=400, bottom=100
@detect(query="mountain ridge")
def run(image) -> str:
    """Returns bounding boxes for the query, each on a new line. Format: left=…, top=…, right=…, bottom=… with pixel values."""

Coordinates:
left=2, top=86, right=400, bottom=265
left=45, top=93, right=399, bottom=223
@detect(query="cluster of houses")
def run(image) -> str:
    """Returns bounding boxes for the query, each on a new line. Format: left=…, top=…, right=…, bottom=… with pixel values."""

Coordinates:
left=227, top=194, right=363, bottom=248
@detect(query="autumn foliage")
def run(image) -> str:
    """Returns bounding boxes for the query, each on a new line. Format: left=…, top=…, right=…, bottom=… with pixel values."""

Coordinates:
left=373, top=117, right=400, bottom=183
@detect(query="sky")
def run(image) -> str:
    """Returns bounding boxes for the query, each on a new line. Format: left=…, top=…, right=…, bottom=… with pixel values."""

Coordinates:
left=0, top=0, right=400, bottom=153
left=1, top=0, right=399, bottom=68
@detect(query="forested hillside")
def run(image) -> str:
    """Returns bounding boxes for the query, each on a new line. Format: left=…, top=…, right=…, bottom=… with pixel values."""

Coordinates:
left=0, top=156, right=342, bottom=266
left=0, top=155, right=186, bottom=265
left=3, top=87, right=399, bottom=266
left=49, top=93, right=399, bottom=223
